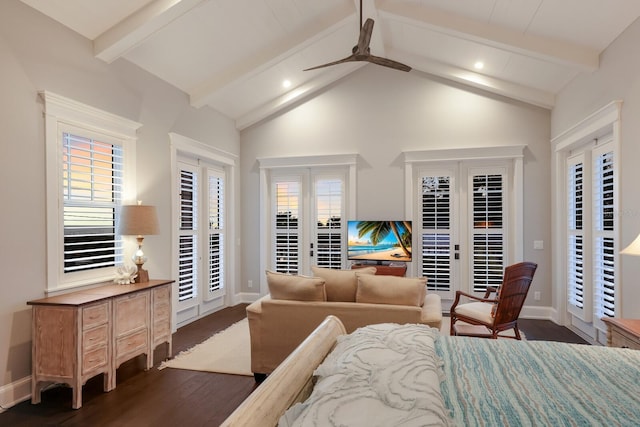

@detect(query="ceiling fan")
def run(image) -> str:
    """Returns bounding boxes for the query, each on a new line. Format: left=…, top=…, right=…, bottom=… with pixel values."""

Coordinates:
left=304, top=0, right=411, bottom=73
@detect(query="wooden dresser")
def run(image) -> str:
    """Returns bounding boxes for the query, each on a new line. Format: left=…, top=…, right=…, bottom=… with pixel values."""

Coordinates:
left=602, top=318, right=640, bottom=350
left=28, top=279, right=173, bottom=409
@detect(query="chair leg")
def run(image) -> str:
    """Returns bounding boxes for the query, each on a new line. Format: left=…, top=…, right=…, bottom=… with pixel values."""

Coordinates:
left=450, top=317, right=456, bottom=336
left=513, top=327, right=522, bottom=340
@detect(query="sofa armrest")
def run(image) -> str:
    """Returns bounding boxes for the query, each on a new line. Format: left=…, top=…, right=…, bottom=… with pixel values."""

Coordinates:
left=420, top=293, right=442, bottom=329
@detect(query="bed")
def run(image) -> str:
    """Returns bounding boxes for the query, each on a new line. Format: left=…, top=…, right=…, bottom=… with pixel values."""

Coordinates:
left=222, top=315, right=640, bottom=426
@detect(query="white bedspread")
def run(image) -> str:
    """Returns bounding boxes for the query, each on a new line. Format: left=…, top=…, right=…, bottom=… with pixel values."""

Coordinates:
left=279, top=323, right=453, bottom=427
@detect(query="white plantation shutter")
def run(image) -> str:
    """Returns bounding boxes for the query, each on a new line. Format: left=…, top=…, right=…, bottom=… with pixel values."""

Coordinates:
left=207, top=169, right=224, bottom=296
left=593, top=147, right=616, bottom=321
left=420, top=175, right=452, bottom=292
left=314, top=177, right=344, bottom=269
left=471, top=173, right=505, bottom=293
left=63, top=133, right=124, bottom=273
left=274, top=178, right=301, bottom=274
left=567, top=155, right=590, bottom=319
left=178, top=166, right=198, bottom=302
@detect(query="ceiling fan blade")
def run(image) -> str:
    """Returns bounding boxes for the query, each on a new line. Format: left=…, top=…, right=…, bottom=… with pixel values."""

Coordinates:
left=367, top=55, right=412, bottom=72
left=302, top=2, right=413, bottom=73
left=303, top=55, right=357, bottom=71
left=356, top=18, right=375, bottom=54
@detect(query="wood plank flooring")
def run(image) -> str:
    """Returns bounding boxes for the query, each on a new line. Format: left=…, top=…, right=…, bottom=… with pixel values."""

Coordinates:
left=0, top=304, right=588, bottom=426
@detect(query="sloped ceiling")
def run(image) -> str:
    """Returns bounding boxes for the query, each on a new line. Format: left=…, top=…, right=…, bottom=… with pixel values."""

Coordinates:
left=20, top=0, right=640, bottom=129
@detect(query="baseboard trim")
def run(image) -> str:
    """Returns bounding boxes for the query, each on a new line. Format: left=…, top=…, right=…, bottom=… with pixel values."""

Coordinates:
left=0, top=376, right=31, bottom=412
left=232, top=292, right=261, bottom=305
left=520, top=305, right=554, bottom=320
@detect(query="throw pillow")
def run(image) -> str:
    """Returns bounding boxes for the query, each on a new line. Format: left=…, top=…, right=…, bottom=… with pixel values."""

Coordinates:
left=356, top=274, right=427, bottom=307
left=311, top=266, right=377, bottom=302
left=266, top=270, right=326, bottom=302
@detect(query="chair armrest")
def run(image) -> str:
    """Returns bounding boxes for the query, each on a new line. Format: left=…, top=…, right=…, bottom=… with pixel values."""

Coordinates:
left=450, top=290, right=498, bottom=312
left=483, top=286, right=500, bottom=299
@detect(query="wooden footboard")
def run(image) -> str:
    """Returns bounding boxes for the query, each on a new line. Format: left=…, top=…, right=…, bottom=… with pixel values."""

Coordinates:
left=221, top=315, right=346, bottom=427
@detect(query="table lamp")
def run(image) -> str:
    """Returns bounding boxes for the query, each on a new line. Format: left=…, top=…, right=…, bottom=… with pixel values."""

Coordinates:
left=118, top=202, right=159, bottom=282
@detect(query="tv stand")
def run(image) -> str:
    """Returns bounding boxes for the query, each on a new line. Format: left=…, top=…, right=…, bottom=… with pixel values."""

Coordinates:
left=351, top=263, right=407, bottom=277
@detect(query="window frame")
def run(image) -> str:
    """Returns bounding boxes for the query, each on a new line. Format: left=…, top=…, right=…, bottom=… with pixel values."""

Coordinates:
left=43, top=91, right=141, bottom=293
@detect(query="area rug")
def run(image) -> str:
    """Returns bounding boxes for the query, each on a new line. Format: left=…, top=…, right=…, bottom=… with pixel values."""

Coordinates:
left=158, top=315, right=522, bottom=376
left=159, top=318, right=252, bottom=376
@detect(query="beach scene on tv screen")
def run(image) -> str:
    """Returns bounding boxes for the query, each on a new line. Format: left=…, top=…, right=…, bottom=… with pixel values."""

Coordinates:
left=347, top=221, right=412, bottom=262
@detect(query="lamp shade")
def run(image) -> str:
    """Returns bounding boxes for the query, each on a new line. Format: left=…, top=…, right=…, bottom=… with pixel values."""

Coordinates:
left=118, top=205, right=159, bottom=236
left=620, top=232, right=640, bottom=256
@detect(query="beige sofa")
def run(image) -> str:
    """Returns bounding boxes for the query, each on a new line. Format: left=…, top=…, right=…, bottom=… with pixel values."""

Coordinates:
left=246, top=268, right=442, bottom=379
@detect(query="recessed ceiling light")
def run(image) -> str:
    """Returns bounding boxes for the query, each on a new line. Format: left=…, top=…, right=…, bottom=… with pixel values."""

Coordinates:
left=282, top=79, right=292, bottom=88
left=474, top=61, right=484, bottom=70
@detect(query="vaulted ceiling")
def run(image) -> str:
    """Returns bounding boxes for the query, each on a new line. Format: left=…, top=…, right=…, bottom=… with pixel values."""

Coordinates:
left=20, top=0, right=640, bottom=129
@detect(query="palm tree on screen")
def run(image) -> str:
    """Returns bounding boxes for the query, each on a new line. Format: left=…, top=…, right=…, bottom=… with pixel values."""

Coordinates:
left=355, top=221, right=411, bottom=258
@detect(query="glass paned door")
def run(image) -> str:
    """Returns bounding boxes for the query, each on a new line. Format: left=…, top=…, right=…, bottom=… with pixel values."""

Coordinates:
left=420, top=174, right=454, bottom=296
left=417, top=164, right=508, bottom=301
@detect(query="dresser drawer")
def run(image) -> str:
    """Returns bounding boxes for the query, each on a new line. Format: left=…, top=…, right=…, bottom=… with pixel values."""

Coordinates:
left=83, top=302, right=109, bottom=330
left=154, top=303, right=170, bottom=320
left=154, top=319, right=171, bottom=339
left=611, top=330, right=640, bottom=350
left=83, top=324, right=108, bottom=351
left=82, top=346, right=108, bottom=374
left=114, top=292, right=149, bottom=337
left=116, top=329, right=148, bottom=359
left=154, top=285, right=170, bottom=304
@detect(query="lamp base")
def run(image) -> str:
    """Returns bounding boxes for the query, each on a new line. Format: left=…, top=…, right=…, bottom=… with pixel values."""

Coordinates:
left=135, top=267, right=149, bottom=283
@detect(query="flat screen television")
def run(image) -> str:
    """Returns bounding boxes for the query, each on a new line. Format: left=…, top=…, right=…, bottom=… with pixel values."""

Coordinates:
left=347, top=220, right=412, bottom=263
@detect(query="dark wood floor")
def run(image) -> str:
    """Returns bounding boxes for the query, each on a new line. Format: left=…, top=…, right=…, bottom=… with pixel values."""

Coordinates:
left=0, top=306, right=587, bottom=426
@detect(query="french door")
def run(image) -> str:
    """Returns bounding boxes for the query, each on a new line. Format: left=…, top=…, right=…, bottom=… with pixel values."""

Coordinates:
left=416, top=162, right=510, bottom=302
left=565, top=138, right=617, bottom=333
left=270, top=169, right=346, bottom=275
left=175, top=159, right=227, bottom=326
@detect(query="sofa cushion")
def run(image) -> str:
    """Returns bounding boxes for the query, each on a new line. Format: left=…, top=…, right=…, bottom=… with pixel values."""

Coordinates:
left=356, top=274, right=427, bottom=307
left=266, top=270, right=326, bottom=301
left=311, top=266, right=377, bottom=302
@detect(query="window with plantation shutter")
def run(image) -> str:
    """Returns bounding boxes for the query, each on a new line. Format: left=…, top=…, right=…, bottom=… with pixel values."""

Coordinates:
left=44, top=91, right=140, bottom=290
left=274, top=178, right=301, bottom=274
left=407, top=148, right=521, bottom=302
left=593, top=147, right=616, bottom=322
left=314, top=177, right=344, bottom=269
left=563, top=137, right=617, bottom=333
left=567, top=155, right=590, bottom=319
left=63, top=133, right=124, bottom=273
left=471, top=173, right=505, bottom=293
left=261, top=157, right=354, bottom=280
left=420, top=175, right=452, bottom=292
left=171, top=133, right=233, bottom=328
left=207, top=169, right=224, bottom=297
left=178, top=166, right=198, bottom=302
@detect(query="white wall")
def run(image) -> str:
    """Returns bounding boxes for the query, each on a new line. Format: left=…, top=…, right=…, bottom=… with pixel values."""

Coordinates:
left=0, top=0, right=239, bottom=399
left=240, top=66, right=552, bottom=308
left=552, top=16, right=640, bottom=318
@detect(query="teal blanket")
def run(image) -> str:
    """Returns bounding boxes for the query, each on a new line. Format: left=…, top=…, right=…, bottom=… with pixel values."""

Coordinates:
left=437, top=336, right=640, bottom=426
